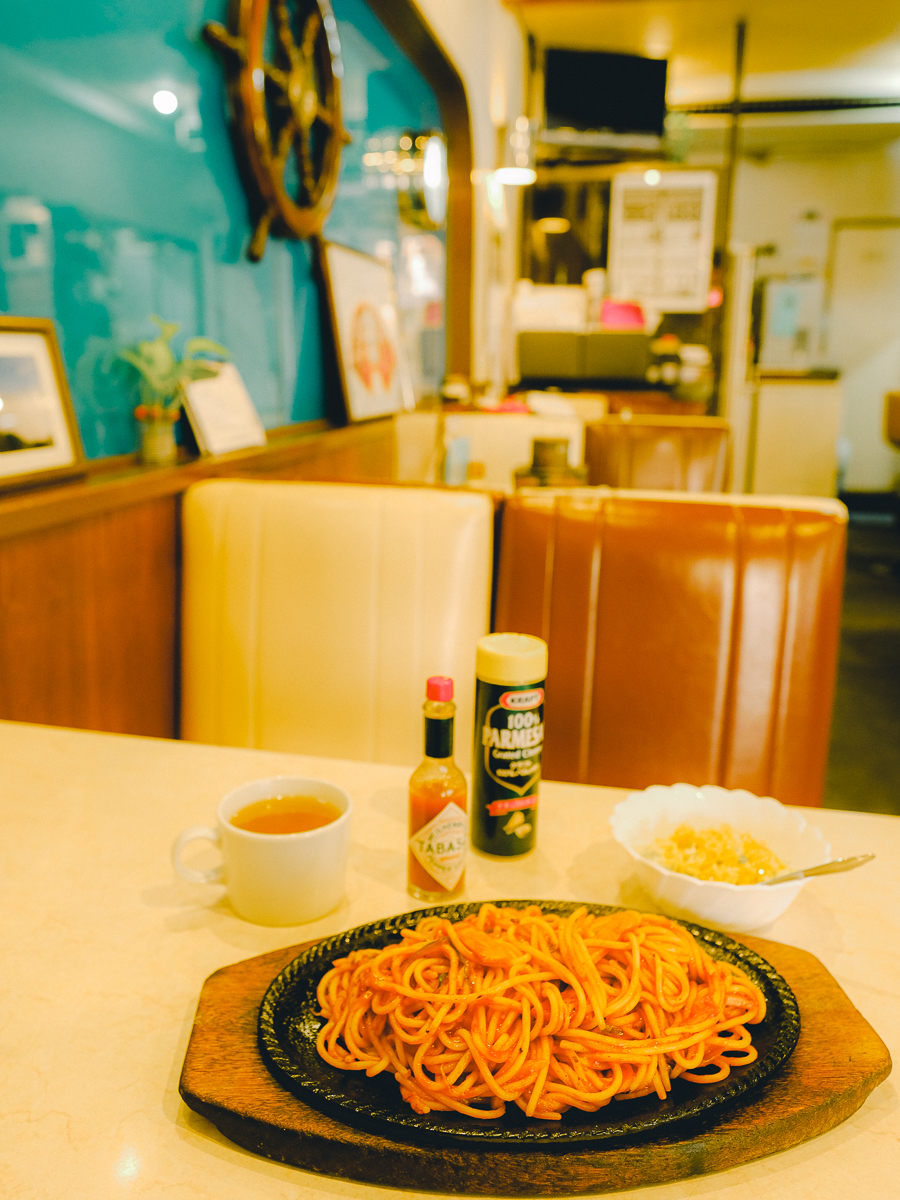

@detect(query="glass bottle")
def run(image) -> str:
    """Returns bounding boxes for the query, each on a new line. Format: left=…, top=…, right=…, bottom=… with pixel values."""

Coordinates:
left=407, top=676, right=468, bottom=901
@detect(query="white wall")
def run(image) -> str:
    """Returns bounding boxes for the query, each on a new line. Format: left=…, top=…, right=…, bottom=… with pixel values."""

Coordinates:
left=732, top=146, right=900, bottom=274
left=414, top=0, right=527, bottom=385
left=731, top=143, right=900, bottom=490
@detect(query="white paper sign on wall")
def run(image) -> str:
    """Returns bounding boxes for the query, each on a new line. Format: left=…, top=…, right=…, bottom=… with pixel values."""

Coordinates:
left=184, top=362, right=267, bottom=457
left=608, top=170, right=718, bottom=313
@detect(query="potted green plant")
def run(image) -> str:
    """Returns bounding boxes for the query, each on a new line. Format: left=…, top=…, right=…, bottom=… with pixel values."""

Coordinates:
left=120, top=316, right=230, bottom=465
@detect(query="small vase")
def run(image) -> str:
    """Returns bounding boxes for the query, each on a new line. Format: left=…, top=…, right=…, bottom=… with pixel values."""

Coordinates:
left=139, top=418, right=178, bottom=466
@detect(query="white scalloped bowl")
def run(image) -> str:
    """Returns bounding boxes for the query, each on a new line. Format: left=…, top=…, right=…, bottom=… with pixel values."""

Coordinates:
left=609, top=784, right=831, bottom=932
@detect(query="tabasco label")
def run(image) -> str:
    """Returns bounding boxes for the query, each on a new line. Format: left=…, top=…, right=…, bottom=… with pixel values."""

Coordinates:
left=408, top=801, right=467, bottom=891
left=472, top=681, right=544, bottom=857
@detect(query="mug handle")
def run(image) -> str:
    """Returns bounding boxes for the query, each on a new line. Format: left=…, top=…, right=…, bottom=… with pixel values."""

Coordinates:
left=172, top=825, right=224, bottom=884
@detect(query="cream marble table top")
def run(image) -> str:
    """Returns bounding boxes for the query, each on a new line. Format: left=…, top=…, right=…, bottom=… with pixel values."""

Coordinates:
left=0, top=720, right=896, bottom=1200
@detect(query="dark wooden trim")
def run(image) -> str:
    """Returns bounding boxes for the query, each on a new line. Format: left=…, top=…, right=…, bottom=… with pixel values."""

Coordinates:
left=0, top=419, right=394, bottom=544
left=364, top=0, right=473, bottom=381
left=675, top=96, right=900, bottom=115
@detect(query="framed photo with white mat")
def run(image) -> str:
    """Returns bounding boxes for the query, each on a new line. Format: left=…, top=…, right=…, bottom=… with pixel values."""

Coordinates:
left=320, top=240, right=415, bottom=422
left=0, top=315, right=85, bottom=492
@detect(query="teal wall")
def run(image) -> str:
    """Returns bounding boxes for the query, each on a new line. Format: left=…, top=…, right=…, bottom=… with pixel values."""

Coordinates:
left=0, top=1, right=441, bottom=457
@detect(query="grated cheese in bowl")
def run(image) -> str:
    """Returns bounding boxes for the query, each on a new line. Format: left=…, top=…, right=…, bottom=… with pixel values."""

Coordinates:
left=609, top=784, right=831, bottom=932
left=644, top=823, right=785, bottom=886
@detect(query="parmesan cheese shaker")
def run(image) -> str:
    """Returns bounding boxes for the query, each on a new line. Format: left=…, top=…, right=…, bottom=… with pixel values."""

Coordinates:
left=471, top=633, right=548, bottom=857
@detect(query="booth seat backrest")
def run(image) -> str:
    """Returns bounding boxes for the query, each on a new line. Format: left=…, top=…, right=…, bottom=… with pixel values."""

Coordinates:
left=495, top=489, right=847, bottom=806
left=585, top=415, right=731, bottom=491
left=443, top=412, right=587, bottom=492
left=181, top=480, right=493, bottom=769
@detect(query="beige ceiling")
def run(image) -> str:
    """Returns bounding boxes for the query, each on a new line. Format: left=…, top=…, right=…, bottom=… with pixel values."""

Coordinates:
left=510, top=1, right=900, bottom=103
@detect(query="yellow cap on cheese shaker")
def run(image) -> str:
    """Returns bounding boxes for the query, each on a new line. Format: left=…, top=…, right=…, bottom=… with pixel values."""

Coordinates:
left=475, top=633, right=547, bottom=686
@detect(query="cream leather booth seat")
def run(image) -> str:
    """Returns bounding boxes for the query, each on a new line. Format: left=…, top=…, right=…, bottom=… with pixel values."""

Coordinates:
left=394, top=411, right=441, bottom=482
left=181, top=480, right=493, bottom=769
left=443, top=412, right=587, bottom=492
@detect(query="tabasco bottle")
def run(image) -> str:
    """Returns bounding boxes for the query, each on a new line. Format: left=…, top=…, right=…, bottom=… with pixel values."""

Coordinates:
left=407, top=676, right=468, bottom=901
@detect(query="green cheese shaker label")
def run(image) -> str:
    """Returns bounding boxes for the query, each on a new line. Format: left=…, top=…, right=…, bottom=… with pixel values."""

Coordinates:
left=471, top=681, right=544, bottom=856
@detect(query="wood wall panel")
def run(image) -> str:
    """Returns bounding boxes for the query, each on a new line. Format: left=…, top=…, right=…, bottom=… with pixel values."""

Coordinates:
left=0, top=497, right=179, bottom=737
left=0, top=420, right=397, bottom=739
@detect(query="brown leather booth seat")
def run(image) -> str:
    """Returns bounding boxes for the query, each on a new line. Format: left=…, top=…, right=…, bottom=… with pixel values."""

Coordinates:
left=585, top=415, right=730, bottom=491
left=495, top=489, right=847, bottom=806
left=604, top=391, right=708, bottom=416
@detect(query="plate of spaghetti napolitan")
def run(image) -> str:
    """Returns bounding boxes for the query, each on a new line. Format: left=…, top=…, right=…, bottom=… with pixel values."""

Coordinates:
left=257, top=901, right=800, bottom=1146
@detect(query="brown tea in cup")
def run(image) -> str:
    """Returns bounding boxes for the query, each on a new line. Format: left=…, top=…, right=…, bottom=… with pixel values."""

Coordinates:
left=231, top=794, right=342, bottom=835
left=173, top=774, right=352, bottom=924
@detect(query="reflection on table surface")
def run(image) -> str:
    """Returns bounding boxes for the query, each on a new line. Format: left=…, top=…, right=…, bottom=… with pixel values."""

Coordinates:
left=0, top=719, right=896, bottom=1200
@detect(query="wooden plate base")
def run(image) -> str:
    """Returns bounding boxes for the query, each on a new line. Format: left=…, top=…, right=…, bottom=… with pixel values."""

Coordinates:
left=179, top=933, right=891, bottom=1196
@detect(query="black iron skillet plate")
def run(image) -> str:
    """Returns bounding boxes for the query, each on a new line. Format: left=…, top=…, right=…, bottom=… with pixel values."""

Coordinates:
left=258, top=900, right=800, bottom=1148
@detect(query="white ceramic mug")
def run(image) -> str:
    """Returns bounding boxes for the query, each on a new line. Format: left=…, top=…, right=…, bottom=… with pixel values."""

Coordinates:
left=172, top=775, right=352, bottom=926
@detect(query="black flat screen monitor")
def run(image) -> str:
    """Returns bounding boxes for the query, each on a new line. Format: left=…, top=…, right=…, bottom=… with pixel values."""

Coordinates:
left=544, top=49, right=667, bottom=137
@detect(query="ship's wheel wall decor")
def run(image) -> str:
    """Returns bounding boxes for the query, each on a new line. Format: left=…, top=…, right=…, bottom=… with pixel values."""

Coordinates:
left=204, top=0, right=351, bottom=262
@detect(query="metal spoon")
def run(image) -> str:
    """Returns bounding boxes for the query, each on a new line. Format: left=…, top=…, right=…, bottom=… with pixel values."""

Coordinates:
left=761, top=853, right=875, bottom=886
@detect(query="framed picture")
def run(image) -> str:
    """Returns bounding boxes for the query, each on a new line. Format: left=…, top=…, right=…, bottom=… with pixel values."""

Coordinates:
left=320, top=240, right=415, bottom=422
left=0, top=315, right=85, bottom=491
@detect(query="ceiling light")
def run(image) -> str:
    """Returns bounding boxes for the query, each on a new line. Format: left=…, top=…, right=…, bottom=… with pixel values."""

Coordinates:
left=643, top=169, right=661, bottom=186
left=493, top=167, right=536, bottom=186
left=153, top=90, right=178, bottom=115
left=423, top=136, right=448, bottom=225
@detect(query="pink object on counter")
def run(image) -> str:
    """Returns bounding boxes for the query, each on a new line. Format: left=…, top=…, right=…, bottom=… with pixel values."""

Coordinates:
left=482, top=396, right=533, bottom=413
left=600, top=299, right=646, bottom=330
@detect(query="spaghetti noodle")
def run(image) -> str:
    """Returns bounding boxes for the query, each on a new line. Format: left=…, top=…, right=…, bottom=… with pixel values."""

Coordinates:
left=315, top=904, right=766, bottom=1121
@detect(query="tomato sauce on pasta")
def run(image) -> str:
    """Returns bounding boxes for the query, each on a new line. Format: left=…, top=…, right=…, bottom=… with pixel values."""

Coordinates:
left=315, top=904, right=766, bottom=1121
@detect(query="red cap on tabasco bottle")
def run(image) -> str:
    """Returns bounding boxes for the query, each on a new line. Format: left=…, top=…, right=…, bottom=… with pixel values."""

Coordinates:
left=426, top=676, right=454, bottom=701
